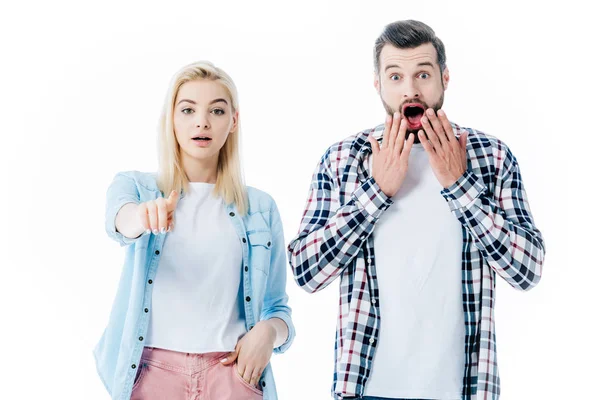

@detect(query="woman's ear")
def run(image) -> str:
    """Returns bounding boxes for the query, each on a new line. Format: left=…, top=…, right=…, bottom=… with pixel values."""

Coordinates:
left=231, top=110, right=239, bottom=133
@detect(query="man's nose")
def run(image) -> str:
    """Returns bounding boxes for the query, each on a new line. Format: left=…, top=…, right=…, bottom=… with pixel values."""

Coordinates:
left=403, top=80, right=420, bottom=99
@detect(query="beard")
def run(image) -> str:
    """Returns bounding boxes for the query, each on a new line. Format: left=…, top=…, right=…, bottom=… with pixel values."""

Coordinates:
left=380, top=92, right=445, bottom=143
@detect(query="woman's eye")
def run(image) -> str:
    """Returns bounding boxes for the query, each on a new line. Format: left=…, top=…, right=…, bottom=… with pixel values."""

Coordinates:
left=182, top=108, right=194, bottom=114
left=212, top=108, right=225, bottom=115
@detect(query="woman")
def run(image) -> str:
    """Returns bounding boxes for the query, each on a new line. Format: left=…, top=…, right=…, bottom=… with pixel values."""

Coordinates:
left=94, top=61, right=295, bottom=400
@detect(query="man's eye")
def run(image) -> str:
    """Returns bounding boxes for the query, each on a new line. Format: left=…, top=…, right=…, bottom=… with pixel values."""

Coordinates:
left=419, top=73, right=430, bottom=79
left=390, top=74, right=400, bottom=81
left=182, top=108, right=194, bottom=114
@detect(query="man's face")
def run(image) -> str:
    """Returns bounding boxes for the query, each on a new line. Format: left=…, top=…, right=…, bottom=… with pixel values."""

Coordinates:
left=375, top=42, right=449, bottom=137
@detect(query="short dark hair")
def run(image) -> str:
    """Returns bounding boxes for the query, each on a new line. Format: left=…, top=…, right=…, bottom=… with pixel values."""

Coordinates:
left=374, top=20, right=447, bottom=74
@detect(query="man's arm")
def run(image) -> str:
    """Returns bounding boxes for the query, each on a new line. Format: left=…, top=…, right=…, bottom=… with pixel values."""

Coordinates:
left=287, top=148, right=393, bottom=293
left=441, top=145, right=545, bottom=291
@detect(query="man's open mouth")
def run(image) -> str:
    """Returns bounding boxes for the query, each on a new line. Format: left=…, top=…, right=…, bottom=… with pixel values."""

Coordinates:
left=402, top=103, right=426, bottom=129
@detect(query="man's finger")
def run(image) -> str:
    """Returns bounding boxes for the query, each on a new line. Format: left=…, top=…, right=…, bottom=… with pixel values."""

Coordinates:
left=426, top=109, right=449, bottom=149
left=418, top=130, right=435, bottom=155
left=459, top=131, right=468, bottom=151
left=437, top=110, right=456, bottom=143
left=368, top=135, right=380, bottom=155
left=381, top=114, right=392, bottom=149
left=388, top=112, right=401, bottom=151
left=421, top=115, right=442, bottom=154
left=399, top=133, right=415, bottom=163
left=393, top=118, right=408, bottom=155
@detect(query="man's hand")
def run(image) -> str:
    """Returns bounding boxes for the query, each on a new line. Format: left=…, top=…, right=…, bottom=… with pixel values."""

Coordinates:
left=367, top=112, right=415, bottom=197
left=220, top=320, right=277, bottom=388
left=418, top=109, right=468, bottom=188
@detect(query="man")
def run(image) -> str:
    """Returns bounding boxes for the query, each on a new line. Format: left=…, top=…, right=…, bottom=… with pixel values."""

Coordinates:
left=287, top=20, right=545, bottom=400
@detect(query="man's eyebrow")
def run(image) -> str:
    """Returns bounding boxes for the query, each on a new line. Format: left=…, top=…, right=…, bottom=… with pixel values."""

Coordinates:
left=417, top=62, right=435, bottom=68
left=175, top=98, right=228, bottom=106
left=384, top=61, right=435, bottom=72
left=384, top=64, right=401, bottom=72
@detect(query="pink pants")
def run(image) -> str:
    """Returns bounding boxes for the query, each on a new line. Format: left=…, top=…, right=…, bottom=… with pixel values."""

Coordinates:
left=130, top=347, right=263, bottom=400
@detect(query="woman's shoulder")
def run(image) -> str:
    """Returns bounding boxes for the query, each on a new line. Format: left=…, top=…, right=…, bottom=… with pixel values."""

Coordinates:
left=245, top=186, right=277, bottom=214
left=113, top=170, right=159, bottom=191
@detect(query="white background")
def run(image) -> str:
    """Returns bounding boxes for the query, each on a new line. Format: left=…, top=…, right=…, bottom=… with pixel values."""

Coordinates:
left=1, top=0, right=598, bottom=398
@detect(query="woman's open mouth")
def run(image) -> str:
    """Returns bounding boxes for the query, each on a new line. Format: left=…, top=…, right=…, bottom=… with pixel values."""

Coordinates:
left=192, top=136, right=212, bottom=147
left=402, top=103, right=426, bottom=130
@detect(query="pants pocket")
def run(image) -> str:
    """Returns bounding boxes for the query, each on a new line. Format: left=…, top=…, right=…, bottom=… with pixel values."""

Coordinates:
left=131, top=362, right=148, bottom=392
left=231, top=363, right=263, bottom=398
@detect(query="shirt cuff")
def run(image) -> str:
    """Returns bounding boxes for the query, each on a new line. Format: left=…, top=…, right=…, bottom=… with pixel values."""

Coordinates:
left=440, top=170, right=487, bottom=211
left=105, top=200, right=141, bottom=247
left=352, top=177, right=393, bottom=220
left=263, top=312, right=295, bottom=355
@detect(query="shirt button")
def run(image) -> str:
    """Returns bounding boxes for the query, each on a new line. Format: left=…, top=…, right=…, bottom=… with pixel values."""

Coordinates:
left=244, top=266, right=248, bottom=272
left=139, top=336, right=143, bottom=341
left=369, top=338, right=375, bottom=344
left=144, top=308, right=149, bottom=313
left=371, top=299, right=377, bottom=304
left=367, top=258, right=372, bottom=264
left=242, top=238, right=247, bottom=243
left=262, top=381, right=266, bottom=388
left=155, top=250, right=160, bottom=255
left=245, top=296, right=251, bottom=302
left=360, top=235, right=366, bottom=240
left=229, top=212, right=235, bottom=217
left=148, top=279, right=153, bottom=284
left=267, top=241, right=271, bottom=247
left=131, top=364, right=137, bottom=369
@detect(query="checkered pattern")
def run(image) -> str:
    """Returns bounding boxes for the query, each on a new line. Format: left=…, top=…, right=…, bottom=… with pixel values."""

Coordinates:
left=287, top=122, right=545, bottom=399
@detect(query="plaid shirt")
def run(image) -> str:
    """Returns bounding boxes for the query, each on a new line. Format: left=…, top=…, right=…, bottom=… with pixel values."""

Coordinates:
left=287, top=122, right=545, bottom=399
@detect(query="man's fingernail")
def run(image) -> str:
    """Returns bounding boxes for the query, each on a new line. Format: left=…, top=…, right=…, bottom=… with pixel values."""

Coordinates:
left=145, top=229, right=151, bottom=235
left=152, top=229, right=158, bottom=235
left=160, top=227, right=166, bottom=234
left=438, top=110, right=445, bottom=116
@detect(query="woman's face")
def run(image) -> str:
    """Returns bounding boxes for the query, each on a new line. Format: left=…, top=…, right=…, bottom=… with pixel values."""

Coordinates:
left=173, top=79, right=238, bottom=164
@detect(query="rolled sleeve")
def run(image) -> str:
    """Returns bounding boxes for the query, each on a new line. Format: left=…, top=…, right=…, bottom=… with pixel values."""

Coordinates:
left=105, top=173, right=141, bottom=247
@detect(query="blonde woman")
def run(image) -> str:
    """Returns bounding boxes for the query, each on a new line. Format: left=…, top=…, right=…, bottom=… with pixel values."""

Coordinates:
left=94, top=61, right=295, bottom=400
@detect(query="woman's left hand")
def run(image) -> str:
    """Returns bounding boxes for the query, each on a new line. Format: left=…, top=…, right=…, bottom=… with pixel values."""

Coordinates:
left=220, top=320, right=276, bottom=387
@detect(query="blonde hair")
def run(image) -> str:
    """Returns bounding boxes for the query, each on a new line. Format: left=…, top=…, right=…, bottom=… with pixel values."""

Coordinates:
left=157, top=61, right=248, bottom=215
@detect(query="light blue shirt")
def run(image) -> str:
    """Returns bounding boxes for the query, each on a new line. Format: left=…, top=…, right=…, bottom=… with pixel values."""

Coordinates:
left=94, top=171, right=295, bottom=400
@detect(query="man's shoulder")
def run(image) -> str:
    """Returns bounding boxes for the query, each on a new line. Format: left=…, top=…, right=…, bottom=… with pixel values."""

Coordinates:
left=459, top=125, right=513, bottom=158
left=320, top=124, right=384, bottom=165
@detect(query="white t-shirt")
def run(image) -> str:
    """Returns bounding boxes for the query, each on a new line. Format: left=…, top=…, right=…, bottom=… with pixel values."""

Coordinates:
left=363, top=143, right=465, bottom=399
left=145, top=182, right=246, bottom=353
